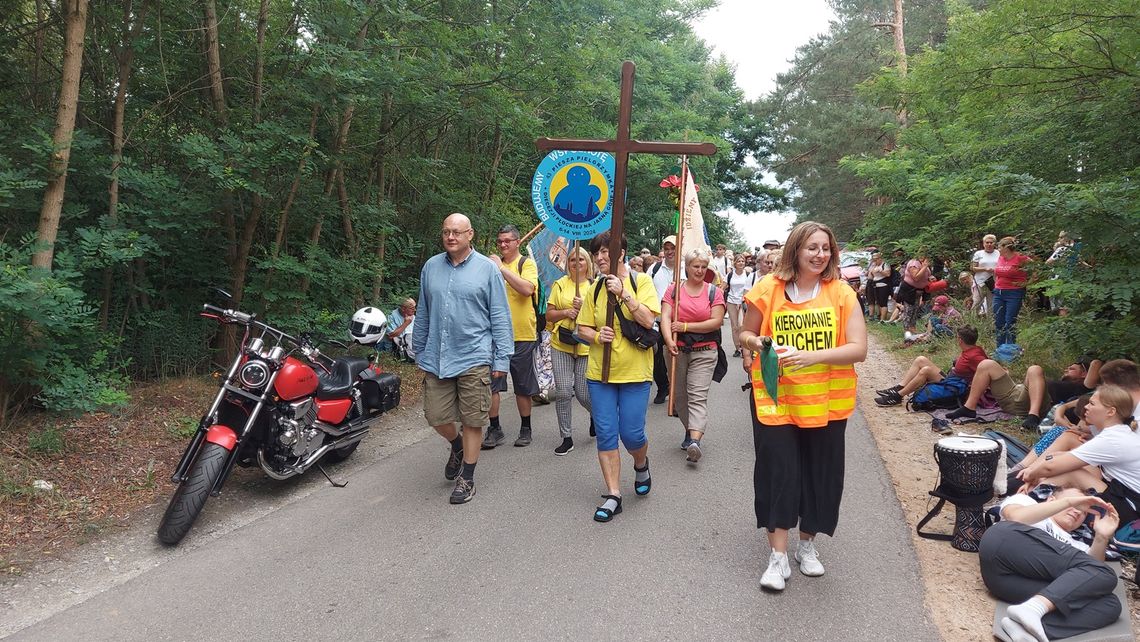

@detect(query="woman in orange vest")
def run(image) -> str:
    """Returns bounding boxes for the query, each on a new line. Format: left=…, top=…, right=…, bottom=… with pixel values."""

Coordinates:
left=738, top=221, right=867, bottom=592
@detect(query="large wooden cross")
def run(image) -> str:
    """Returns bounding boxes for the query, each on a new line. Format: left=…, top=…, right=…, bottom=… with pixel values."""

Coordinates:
left=536, top=60, right=717, bottom=380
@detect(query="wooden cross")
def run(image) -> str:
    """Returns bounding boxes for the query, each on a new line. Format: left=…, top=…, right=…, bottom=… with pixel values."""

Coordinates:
left=536, top=60, right=717, bottom=380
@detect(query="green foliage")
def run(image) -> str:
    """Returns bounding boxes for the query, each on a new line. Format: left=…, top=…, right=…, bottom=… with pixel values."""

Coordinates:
left=0, top=238, right=130, bottom=426
left=846, top=0, right=1140, bottom=358
left=27, top=425, right=65, bottom=456
left=1, top=0, right=787, bottom=425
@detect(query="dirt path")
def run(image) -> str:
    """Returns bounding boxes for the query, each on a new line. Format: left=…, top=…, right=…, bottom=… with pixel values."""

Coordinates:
left=858, top=335, right=1138, bottom=641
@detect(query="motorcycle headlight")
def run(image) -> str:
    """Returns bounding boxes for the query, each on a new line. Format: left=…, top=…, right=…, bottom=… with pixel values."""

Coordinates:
left=239, top=361, right=271, bottom=389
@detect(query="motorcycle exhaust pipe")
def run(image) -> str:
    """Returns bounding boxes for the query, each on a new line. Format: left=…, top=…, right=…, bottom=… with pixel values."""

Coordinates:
left=295, top=426, right=370, bottom=472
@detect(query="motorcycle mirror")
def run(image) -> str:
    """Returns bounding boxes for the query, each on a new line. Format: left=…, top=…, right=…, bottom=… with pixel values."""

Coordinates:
left=211, top=286, right=234, bottom=301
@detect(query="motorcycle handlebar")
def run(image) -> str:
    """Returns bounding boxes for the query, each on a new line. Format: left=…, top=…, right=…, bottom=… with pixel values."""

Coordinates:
left=200, top=304, right=253, bottom=325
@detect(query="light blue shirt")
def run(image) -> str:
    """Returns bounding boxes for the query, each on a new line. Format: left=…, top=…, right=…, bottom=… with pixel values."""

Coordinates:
left=412, top=249, right=514, bottom=379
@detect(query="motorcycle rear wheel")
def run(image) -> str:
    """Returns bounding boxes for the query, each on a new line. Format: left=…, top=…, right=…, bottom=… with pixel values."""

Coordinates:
left=157, top=442, right=228, bottom=545
left=323, top=440, right=360, bottom=463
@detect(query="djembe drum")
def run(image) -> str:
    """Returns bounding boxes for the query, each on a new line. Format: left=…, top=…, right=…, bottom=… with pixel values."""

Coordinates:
left=916, top=436, right=1001, bottom=552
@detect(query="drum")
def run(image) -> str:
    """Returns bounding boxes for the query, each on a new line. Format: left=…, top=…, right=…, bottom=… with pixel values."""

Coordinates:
left=934, top=436, right=1001, bottom=497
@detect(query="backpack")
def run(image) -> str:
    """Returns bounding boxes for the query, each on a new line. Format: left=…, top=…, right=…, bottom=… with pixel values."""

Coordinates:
left=517, top=255, right=548, bottom=332
left=907, top=375, right=969, bottom=412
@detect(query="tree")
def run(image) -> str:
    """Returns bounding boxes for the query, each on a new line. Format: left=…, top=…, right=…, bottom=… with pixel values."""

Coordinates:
left=31, top=0, right=89, bottom=271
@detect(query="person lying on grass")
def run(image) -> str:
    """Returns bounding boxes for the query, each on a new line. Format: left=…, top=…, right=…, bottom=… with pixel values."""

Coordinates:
left=945, top=357, right=1100, bottom=430
left=876, top=325, right=986, bottom=407
left=980, top=486, right=1121, bottom=642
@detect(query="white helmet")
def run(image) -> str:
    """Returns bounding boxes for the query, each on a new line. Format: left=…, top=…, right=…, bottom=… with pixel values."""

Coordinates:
left=350, top=307, right=387, bottom=345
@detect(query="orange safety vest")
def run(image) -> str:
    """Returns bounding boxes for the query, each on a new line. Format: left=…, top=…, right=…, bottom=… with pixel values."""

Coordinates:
left=747, top=276, right=857, bottom=428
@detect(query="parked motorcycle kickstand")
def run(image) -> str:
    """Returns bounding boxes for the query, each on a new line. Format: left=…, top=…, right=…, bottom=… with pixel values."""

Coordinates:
left=317, top=463, right=348, bottom=488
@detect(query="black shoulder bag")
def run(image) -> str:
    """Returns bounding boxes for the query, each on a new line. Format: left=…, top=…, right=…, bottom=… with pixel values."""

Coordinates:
left=594, top=274, right=660, bottom=350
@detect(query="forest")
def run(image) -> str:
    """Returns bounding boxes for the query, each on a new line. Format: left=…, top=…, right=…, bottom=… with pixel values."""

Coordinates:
left=2, top=0, right=1138, bottom=426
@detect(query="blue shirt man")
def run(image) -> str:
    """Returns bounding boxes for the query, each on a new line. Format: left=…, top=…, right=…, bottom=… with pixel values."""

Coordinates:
left=413, top=247, right=513, bottom=379
left=411, top=213, right=513, bottom=506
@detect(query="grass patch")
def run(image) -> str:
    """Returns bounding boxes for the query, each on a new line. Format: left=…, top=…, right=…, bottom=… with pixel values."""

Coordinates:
left=27, top=425, right=65, bottom=456
left=166, top=415, right=199, bottom=439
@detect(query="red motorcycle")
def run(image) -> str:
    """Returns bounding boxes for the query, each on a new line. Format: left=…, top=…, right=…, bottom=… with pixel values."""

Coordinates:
left=157, top=303, right=399, bottom=545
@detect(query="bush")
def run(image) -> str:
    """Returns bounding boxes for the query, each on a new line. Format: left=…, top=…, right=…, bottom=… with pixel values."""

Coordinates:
left=0, top=238, right=129, bottom=428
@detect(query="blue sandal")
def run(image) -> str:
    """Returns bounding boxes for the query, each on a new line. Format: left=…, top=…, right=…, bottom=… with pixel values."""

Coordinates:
left=593, top=495, right=622, bottom=522
left=634, top=460, right=651, bottom=496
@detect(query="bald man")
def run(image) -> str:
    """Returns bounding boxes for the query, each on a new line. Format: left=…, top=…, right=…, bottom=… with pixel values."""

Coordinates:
left=412, top=213, right=514, bottom=504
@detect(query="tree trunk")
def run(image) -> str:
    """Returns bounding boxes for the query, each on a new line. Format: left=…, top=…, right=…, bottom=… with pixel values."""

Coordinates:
left=101, top=0, right=149, bottom=329
left=32, top=0, right=90, bottom=272
left=202, top=0, right=226, bottom=123
left=893, top=0, right=907, bottom=127
left=229, top=0, right=271, bottom=310
left=272, top=105, right=320, bottom=261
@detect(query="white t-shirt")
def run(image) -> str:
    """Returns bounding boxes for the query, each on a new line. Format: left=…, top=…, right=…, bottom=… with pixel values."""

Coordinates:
left=999, top=494, right=1089, bottom=552
left=971, top=249, right=999, bottom=286
left=1073, top=424, right=1140, bottom=494
left=711, top=254, right=731, bottom=281
left=650, top=262, right=682, bottom=305
left=725, top=269, right=757, bottom=305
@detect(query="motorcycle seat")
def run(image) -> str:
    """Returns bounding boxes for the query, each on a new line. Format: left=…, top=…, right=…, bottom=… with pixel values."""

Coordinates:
left=316, top=357, right=372, bottom=399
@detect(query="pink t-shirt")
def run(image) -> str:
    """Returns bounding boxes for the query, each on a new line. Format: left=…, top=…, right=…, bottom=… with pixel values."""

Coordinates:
left=994, top=254, right=1030, bottom=289
left=902, top=259, right=931, bottom=289
left=663, top=282, right=725, bottom=348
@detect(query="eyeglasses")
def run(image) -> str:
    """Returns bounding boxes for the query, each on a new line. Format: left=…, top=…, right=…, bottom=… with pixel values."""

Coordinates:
left=497, top=238, right=519, bottom=245
left=442, top=228, right=471, bottom=238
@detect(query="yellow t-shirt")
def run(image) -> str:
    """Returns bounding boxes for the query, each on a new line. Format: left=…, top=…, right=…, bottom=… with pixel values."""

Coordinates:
left=548, top=275, right=591, bottom=357
left=579, top=272, right=661, bottom=383
left=502, top=255, right=539, bottom=342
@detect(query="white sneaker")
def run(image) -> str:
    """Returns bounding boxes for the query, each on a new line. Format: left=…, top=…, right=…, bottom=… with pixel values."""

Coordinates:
left=795, top=540, right=825, bottom=577
left=760, top=551, right=792, bottom=591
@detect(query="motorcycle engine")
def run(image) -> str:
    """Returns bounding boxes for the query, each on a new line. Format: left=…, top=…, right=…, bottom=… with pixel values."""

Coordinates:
left=276, top=398, right=325, bottom=458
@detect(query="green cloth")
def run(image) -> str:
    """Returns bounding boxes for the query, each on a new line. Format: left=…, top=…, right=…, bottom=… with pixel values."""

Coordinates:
left=759, top=337, right=779, bottom=400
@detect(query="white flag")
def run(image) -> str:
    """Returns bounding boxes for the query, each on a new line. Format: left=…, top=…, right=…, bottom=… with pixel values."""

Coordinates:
left=678, top=167, right=710, bottom=263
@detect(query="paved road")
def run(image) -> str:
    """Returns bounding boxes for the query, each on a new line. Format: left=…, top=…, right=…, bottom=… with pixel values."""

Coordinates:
left=5, top=351, right=939, bottom=641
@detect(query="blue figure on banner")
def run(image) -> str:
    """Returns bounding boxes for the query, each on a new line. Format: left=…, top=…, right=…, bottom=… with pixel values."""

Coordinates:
left=553, top=165, right=601, bottom=223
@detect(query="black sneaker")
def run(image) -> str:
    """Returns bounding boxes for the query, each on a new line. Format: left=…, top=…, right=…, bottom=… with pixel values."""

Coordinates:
left=875, top=391, right=903, bottom=407
left=444, top=448, right=463, bottom=480
left=514, top=428, right=532, bottom=447
left=481, top=426, right=505, bottom=450
left=876, top=384, right=902, bottom=397
left=653, top=391, right=668, bottom=405
left=1021, top=414, right=1042, bottom=431
left=554, top=437, right=574, bottom=456
left=449, top=476, right=476, bottom=504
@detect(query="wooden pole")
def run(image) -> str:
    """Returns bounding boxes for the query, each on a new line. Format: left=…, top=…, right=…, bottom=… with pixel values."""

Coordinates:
left=519, top=221, right=544, bottom=246
left=667, top=156, right=688, bottom=417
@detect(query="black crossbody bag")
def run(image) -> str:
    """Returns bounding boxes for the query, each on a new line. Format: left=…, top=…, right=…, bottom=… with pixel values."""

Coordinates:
left=593, top=275, right=660, bottom=350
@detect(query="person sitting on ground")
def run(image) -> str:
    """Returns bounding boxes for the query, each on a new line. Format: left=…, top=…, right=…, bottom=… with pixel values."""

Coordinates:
left=1012, top=394, right=1094, bottom=475
left=1098, top=359, right=1140, bottom=418
left=946, top=358, right=1100, bottom=430
left=1017, top=385, right=1140, bottom=531
left=979, top=486, right=1121, bottom=642
left=904, top=295, right=961, bottom=345
left=876, top=325, right=986, bottom=407
left=382, top=298, right=417, bottom=360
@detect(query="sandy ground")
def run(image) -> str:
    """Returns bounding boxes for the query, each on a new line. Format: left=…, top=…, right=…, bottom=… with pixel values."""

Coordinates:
left=858, top=335, right=1138, bottom=641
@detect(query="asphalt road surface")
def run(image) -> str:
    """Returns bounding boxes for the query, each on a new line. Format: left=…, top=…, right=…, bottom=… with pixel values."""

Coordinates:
left=5, top=351, right=939, bottom=641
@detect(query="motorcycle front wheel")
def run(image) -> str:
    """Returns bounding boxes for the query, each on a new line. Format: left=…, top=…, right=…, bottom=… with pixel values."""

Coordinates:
left=157, top=442, right=229, bottom=545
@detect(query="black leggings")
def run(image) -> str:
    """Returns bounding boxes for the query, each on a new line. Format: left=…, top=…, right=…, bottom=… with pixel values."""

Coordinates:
left=751, top=396, right=847, bottom=536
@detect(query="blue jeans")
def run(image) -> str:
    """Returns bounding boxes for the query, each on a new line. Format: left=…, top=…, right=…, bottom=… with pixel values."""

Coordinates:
left=992, top=288, right=1025, bottom=345
left=587, top=380, right=650, bottom=452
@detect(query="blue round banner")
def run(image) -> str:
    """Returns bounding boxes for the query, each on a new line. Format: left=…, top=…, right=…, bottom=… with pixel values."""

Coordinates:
left=531, top=151, right=615, bottom=240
